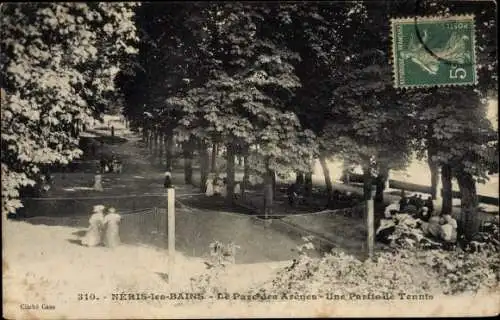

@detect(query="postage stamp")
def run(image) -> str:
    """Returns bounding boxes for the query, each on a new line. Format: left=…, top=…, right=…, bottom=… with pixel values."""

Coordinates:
left=391, top=15, right=477, bottom=88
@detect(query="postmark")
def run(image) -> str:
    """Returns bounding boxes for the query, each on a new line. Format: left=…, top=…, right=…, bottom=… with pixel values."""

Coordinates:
left=391, top=15, right=477, bottom=88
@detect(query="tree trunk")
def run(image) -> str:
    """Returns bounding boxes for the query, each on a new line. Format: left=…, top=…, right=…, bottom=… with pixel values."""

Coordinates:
left=142, top=127, right=148, bottom=144
left=441, top=163, right=453, bottom=216
left=183, top=143, right=193, bottom=185
left=242, top=153, right=250, bottom=198
left=158, top=133, right=164, bottom=162
left=271, top=170, right=277, bottom=200
left=375, top=164, right=389, bottom=204
left=165, top=135, right=174, bottom=171
left=263, top=160, right=274, bottom=218
left=226, top=143, right=235, bottom=202
left=319, top=155, right=333, bottom=201
left=428, top=156, right=439, bottom=200
left=295, top=171, right=304, bottom=185
left=304, top=172, right=313, bottom=199
left=199, top=142, right=210, bottom=193
left=211, top=143, right=218, bottom=173
left=455, top=169, right=480, bottom=240
left=152, top=130, right=157, bottom=155
left=149, top=131, right=154, bottom=153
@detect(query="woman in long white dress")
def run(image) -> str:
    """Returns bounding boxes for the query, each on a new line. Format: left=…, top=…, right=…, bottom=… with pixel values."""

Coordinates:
left=205, top=177, right=214, bottom=196
left=81, top=205, right=105, bottom=247
left=93, top=173, right=103, bottom=192
left=103, top=207, right=122, bottom=248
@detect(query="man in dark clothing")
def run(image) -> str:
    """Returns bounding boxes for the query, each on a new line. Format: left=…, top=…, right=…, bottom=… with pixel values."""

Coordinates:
left=399, top=195, right=409, bottom=212
left=163, top=171, right=173, bottom=189
left=425, top=196, right=434, bottom=214
left=416, top=194, right=424, bottom=210
left=287, top=183, right=298, bottom=206
left=408, top=194, right=418, bottom=208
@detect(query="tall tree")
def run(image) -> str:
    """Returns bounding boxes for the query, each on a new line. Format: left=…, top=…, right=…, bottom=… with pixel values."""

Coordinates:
left=1, top=3, right=138, bottom=216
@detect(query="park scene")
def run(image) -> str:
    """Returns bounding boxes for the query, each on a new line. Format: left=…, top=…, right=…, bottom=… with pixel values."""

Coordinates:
left=2, top=2, right=499, bottom=318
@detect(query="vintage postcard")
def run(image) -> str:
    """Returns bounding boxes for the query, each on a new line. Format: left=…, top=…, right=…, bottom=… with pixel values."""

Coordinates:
left=2, top=1, right=499, bottom=319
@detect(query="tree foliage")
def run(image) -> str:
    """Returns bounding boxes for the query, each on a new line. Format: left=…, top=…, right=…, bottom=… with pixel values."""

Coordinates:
left=1, top=3, right=138, bottom=215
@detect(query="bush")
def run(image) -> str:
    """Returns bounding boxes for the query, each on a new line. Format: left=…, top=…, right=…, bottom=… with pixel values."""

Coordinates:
left=190, top=241, right=239, bottom=296
left=250, top=236, right=499, bottom=297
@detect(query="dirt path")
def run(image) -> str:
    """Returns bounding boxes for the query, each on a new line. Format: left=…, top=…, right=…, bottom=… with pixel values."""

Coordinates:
left=18, top=124, right=313, bottom=264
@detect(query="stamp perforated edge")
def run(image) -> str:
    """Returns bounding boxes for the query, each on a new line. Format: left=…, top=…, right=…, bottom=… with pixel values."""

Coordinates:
left=389, top=14, right=478, bottom=89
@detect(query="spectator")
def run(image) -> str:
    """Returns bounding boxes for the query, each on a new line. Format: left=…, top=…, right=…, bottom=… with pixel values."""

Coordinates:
left=233, top=182, right=241, bottom=199
left=93, top=173, right=103, bottom=192
left=103, top=207, right=121, bottom=248
left=220, top=178, right=228, bottom=197
left=384, top=202, right=400, bottom=217
left=416, top=194, right=424, bottom=210
left=424, top=196, right=434, bottom=215
left=82, top=205, right=105, bottom=247
left=213, top=176, right=221, bottom=196
left=205, top=177, right=214, bottom=196
left=399, top=192, right=409, bottom=212
left=408, top=194, right=418, bottom=208
left=426, top=212, right=442, bottom=239
left=287, top=183, right=299, bottom=206
left=439, top=214, right=458, bottom=244
left=376, top=210, right=396, bottom=244
left=163, top=171, right=173, bottom=189
left=418, top=206, right=431, bottom=222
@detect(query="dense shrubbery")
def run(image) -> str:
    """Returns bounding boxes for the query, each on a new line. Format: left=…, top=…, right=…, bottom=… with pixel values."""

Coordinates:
left=251, top=246, right=499, bottom=297
left=191, top=226, right=499, bottom=298
left=257, top=226, right=500, bottom=296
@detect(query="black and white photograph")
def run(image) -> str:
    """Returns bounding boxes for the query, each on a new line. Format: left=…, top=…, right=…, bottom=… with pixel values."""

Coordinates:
left=1, top=1, right=498, bottom=318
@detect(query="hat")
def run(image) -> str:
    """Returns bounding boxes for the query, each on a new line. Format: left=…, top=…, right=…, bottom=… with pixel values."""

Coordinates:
left=93, top=205, right=105, bottom=212
left=107, top=207, right=116, bottom=214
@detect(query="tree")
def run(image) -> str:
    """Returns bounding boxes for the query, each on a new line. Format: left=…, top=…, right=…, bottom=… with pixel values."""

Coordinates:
left=409, top=1, right=498, bottom=238
left=166, top=4, right=319, bottom=206
left=1, top=3, right=138, bottom=216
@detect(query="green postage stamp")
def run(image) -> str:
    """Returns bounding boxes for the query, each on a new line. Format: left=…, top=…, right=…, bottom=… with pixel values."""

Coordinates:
left=391, top=15, right=477, bottom=88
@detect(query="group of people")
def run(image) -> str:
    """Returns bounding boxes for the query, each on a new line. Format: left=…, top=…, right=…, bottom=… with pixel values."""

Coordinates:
left=377, top=191, right=458, bottom=248
left=205, top=175, right=241, bottom=198
left=81, top=205, right=122, bottom=248
left=398, top=191, right=434, bottom=217
left=99, top=154, right=122, bottom=174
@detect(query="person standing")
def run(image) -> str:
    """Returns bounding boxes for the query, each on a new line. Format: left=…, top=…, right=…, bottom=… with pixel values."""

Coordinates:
left=93, top=172, right=104, bottom=192
left=103, top=207, right=122, bottom=248
left=163, top=171, right=173, bottom=189
left=424, top=196, right=434, bottom=215
left=205, top=175, right=214, bottom=196
left=399, top=192, right=409, bottom=212
left=81, top=205, right=105, bottom=247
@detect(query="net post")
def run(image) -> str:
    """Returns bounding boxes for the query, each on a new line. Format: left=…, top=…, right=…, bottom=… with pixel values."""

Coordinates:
left=167, top=188, right=175, bottom=285
left=366, top=189, right=375, bottom=260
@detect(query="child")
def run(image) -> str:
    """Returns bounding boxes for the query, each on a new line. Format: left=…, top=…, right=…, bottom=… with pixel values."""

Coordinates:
left=103, top=207, right=122, bottom=248
left=81, top=205, right=105, bottom=247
